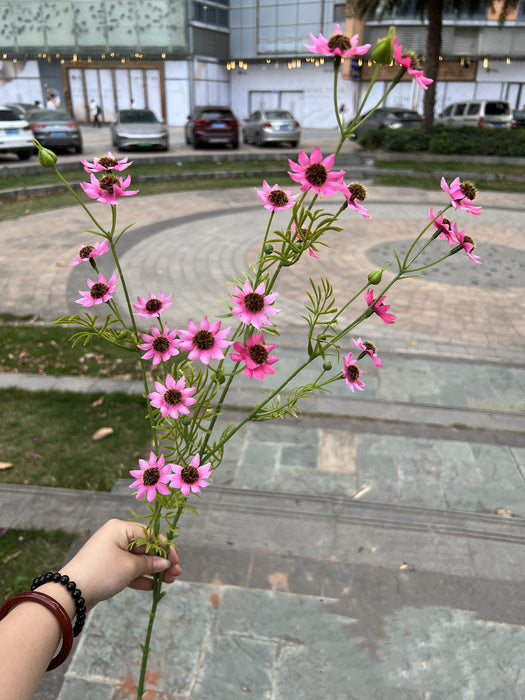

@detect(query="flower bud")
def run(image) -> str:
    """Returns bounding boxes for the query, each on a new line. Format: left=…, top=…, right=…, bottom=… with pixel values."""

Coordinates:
left=215, top=371, right=226, bottom=384
left=370, top=26, right=396, bottom=65
left=181, top=415, right=192, bottom=426
left=322, top=361, right=332, bottom=372
left=33, top=139, right=57, bottom=167
left=367, top=269, right=383, bottom=285
left=264, top=243, right=274, bottom=254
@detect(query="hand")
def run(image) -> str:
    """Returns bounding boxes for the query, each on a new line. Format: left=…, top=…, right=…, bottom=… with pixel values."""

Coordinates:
left=59, top=519, right=181, bottom=611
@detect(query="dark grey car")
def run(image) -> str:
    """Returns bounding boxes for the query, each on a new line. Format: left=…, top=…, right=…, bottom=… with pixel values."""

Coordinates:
left=26, top=109, right=83, bottom=153
left=352, top=108, right=422, bottom=138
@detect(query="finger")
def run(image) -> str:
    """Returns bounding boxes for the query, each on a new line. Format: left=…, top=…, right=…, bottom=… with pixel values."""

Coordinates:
left=128, top=575, right=156, bottom=591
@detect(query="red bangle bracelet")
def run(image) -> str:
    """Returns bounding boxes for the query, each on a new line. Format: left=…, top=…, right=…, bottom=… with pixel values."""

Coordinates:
left=0, top=591, right=74, bottom=671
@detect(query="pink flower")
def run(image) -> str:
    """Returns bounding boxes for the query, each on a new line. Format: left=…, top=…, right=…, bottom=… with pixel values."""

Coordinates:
left=342, top=352, right=365, bottom=393
left=392, top=38, right=433, bottom=90
left=70, top=240, right=109, bottom=266
left=132, top=291, right=173, bottom=317
left=427, top=207, right=455, bottom=244
left=352, top=337, right=382, bottom=368
left=440, top=177, right=481, bottom=215
left=129, top=452, right=173, bottom=502
left=170, top=454, right=212, bottom=496
left=148, top=374, right=197, bottom=419
left=292, top=222, right=319, bottom=258
left=288, top=147, right=345, bottom=197
left=138, top=325, right=181, bottom=365
left=451, top=226, right=482, bottom=265
left=178, top=316, right=232, bottom=365
left=364, top=288, right=396, bottom=324
left=75, top=271, right=118, bottom=307
left=231, top=280, right=280, bottom=329
left=230, top=333, right=279, bottom=380
left=255, top=180, right=299, bottom=212
left=340, top=182, right=371, bottom=219
left=80, top=173, right=139, bottom=204
left=306, top=24, right=370, bottom=58
left=81, top=152, right=132, bottom=173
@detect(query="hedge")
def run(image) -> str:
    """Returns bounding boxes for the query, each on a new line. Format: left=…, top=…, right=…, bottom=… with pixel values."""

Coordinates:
left=357, top=126, right=525, bottom=157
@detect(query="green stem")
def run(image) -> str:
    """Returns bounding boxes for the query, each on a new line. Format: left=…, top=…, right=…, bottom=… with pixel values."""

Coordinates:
left=51, top=165, right=108, bottom=235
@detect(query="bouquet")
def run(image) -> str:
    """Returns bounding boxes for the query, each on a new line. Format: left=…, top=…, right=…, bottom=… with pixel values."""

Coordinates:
left=34, top=24, right=481, bottom=698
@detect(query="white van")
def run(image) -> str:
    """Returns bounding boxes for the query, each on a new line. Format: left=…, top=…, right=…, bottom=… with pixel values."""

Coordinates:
left=436, top=100, right=512, bottom=129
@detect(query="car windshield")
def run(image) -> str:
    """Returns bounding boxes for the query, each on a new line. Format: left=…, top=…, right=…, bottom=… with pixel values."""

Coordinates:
left=485, top=102, right=510, bottom=116
left=200, top=110, right=233, bottom=120
left=0, top=109, right=20, bottom=121
left=120, top=110, right=159, bottom=123
left=29, top=110, right=71, bottom=121
left=390, top=110, right=420, bottom=119
left=265, top=110, right=293, bottom=120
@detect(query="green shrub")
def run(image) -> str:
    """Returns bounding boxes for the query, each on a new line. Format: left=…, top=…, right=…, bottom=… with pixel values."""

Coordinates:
left=358, top=124, right=525, bottom=157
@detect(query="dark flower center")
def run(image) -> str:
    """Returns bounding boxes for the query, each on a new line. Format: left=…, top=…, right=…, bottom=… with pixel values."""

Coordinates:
left=364, top=341, right=376, bottom=354
left=145, top=298, right=163, bottom=313
left=346, top=364, right=360, bottom=382
left=143, top=466, right=160, bottom=486
left=152, top=336, right=170, bottom=353
left=164, top=388, right=183, bottom=405
left=305, top=163, right=328, bottom=186
left=181, top=465, right=199, bottom=484
left=248, top=344, right=269, bottom=365
left=244, top=292, right=265, bottom=313
left=79, top=245, right=94, bottom=259
left=348, top=183, right=367, bottom=201
left=90, top=282, right=109, bottom=299
left=463, top=235, right=475, bottom=247
left=98, top=156, right=118, bottom=169
left=193, top=329, right=215, bottom=350
left=460, top=181, right=477, bottom=200
left=99, top=174, right=119, bottom=192
left=402, top=50, right=420, bottom=70
left=328, top=34, right=351, bottom=52
left=268, top=189, right=289, bottom=207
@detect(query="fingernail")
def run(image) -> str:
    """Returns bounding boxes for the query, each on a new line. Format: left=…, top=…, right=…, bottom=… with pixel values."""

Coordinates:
left=152, top=558, right=170, bottom=572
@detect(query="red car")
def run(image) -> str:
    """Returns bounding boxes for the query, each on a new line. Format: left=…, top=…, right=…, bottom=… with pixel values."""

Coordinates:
left=185, top=105, right=239, bottom=149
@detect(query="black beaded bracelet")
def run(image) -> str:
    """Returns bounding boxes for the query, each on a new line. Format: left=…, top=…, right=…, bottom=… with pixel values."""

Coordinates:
left=31, top=572, right=86, bottom=637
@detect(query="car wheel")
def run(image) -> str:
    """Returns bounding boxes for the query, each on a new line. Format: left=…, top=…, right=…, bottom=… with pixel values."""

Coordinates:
left=290, top=140, right=299, bottom=148
left=17, top=151, right=31, bottom=160
left=255, top=132, right=264, bottom=147
left=74, top=144, right=83, bottom=154
left=191, top=134, right=201, bottom=149
left=231, top=138, right=239, bottom=150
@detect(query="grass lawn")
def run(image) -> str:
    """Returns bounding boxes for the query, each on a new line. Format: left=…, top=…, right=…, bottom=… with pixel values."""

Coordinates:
left=1, top=321, right=144, bottom=378
left=0, top=389, right=152, bottom=491
left=373, top=158, right=525, bottom=177
left=375, top=174, right=525, bottom=193
left=0, top=527, right=78, bottom=602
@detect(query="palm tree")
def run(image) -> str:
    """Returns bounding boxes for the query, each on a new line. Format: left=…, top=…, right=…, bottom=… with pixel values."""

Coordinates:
left=351, top=0, right=518, bottom=129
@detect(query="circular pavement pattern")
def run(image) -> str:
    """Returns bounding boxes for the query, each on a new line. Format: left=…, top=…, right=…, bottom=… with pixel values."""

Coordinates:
left=366, top=240, right=525, bottom=288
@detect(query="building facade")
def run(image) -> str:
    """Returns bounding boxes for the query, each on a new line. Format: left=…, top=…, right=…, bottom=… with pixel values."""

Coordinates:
left=0, top=0, right=524, bottom=127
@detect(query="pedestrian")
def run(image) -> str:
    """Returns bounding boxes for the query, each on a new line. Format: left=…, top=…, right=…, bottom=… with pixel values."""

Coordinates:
left=0, top=518, right=181, bottom=700
left=46, top=90, right=59, bottom=109
left=95, top=103, right=102, bottom=127
left=89, top=98, right=97, bottom=125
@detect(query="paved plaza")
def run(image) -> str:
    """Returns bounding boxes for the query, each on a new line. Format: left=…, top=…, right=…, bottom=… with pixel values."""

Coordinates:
left=0, top=138, right=524, bottom=699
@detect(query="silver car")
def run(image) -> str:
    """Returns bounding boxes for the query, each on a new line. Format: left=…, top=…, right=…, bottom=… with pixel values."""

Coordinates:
left=110, top=109, right=169, bottom=151
left=0, top=104, right=34, bottom=160
left=243, top=109, right=301, bottom=147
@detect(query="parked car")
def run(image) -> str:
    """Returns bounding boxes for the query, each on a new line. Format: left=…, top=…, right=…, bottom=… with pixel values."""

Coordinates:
left=512, top=109, right=525, bottom=129
left=26, top=108, right=83, bottom=153
left=243, top=109, right=301, bottom=147
left=436, top=100, right=512, bottom=129
left=5, top=102, right=36, bottom=118
left=185, top=106, right=239, bottom=149
left=352, top=108, right=422, bottom=138
left=110, top=109, right=169, bottom=151
left=0, top=104, right=34, bottom=160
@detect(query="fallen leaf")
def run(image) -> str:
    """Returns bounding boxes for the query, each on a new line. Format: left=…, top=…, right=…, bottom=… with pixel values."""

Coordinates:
left=496, top=508, right=520, bottom=518
left=92, top=427, right=114, bottom=442
left=91, top=397, right=105, bottom=409
left=0, top=462, right=13, bottom=471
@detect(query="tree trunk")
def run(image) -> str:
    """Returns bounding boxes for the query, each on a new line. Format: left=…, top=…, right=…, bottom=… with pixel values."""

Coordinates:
left=422, top=0, right=444, bottom=130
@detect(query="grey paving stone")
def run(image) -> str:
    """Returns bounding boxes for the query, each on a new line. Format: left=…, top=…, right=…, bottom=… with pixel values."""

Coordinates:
left=57, top=677, right=113, bottom=700
left=236, top=441, right=279, bottom=489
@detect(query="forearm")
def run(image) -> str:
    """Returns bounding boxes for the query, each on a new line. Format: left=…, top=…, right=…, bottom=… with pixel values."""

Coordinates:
left=0, top=581, right=76, bottom=700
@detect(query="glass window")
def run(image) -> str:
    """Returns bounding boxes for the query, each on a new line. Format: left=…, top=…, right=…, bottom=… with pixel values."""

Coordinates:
left=467, top=103, right=481, bottom=115
left=193, top=1, right=229, bottom=26
left=453, top=104, right=466, bottom=116
left=442, top=105, right=453, bottom=117
left=485, top=102, right=510, bottom=115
